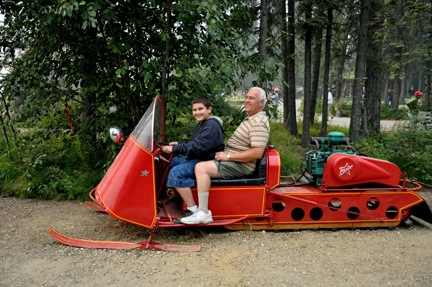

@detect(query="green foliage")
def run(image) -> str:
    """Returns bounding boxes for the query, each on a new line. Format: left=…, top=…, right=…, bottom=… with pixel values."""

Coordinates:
left=380, top=104, right=409, bottom=120
left=268, top=122, right=304, bottom=176
left=420, top=103, right=431, bottom=112
left=0, top=1, right=279, bottom=200
left=0, top=101, right=115, bottom=199
left=354, top=129, right=432, bottom=184
left=0, top=0, right=258, bottom=141
left=0, top=128, right=107, bottom=200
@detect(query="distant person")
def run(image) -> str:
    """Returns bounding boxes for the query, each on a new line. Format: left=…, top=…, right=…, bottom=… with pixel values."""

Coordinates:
left=406, top=91, right=422, bottom=125
left=328, top=88, right=333, bottom=120
left=162, top=96, right=224, bottom=224
left=180, top=87, right=270, bottom=225
left=272, top=89, right=280, bottom=106
left=408, top=85, right=415, bottom=97
left=387, top=88, right=393, bottom=106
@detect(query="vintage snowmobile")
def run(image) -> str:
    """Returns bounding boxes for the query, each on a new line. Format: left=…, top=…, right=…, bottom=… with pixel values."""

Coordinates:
left=49, top=96, right=432, bottom=251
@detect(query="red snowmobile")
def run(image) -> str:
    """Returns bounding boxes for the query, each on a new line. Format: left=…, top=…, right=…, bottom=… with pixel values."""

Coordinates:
left=49, top=96, right=432, bottom=251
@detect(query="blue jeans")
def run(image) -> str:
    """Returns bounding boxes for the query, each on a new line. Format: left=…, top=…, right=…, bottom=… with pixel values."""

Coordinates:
left=166, top=157, right=202, bottom=188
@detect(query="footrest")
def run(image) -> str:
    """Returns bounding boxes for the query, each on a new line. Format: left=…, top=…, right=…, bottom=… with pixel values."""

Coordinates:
left=157, top=216, right=248, bottom=227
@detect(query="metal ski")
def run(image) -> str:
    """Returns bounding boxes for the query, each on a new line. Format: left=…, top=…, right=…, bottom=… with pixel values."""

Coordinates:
left=48, top=229, right=201, bottom=252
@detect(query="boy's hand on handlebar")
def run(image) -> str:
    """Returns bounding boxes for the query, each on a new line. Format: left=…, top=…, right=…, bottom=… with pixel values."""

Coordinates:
left=162, top=145, right=173, bottom=154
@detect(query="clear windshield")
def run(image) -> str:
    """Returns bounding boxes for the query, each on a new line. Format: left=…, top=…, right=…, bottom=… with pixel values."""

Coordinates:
left=132, top=96, right=164, bottom=152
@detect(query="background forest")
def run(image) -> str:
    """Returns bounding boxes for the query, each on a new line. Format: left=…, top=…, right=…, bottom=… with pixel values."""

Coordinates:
left=0, top=0, right=431, bottom=199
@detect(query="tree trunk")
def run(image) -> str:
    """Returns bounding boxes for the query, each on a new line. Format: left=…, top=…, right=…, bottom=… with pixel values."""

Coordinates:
left=301, top=4, right=312, bottom=147
left=426, top=73, right=431, bottom=108
left=393, top=76, right=401, bottom=109
left=426, top=14, right=432, bottom=108
left=258, top=0, right=269, bottom=59
left=258, top=0, right=269, bottom=87
left=320, top=8, right=333, bottom=137
left=1, top=94, right=17, bottom=141
left=0, top=113, right=11, bottom=159
left=280, top=0, right=296, bottom=136
left=364, top=0, right=384, bottom=136
left=349, top=0, right=371, bottom=142
left=335, top=33, right=349, bottom=101
left=310, top=28, right=322, bottom=126
left=335, top=50, right=346, bottom=101
left=286, top=0, right=298, bottom=136
left=161, top=0, right=171, bottom=98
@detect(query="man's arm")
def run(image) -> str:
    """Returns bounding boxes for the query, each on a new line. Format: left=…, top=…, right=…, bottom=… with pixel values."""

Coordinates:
left=215, top=147, right=265, bottom=162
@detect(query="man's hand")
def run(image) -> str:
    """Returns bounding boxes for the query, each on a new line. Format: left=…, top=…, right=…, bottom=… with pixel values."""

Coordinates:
left=214, top=147, right=265, bottom=162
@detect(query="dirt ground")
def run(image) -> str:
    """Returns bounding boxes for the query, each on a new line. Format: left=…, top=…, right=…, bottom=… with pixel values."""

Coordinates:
left=1, top=188, right=432, bottom=287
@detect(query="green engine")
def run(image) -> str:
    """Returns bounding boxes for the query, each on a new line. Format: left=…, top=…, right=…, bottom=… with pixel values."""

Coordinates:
left=305, top=131, right=355, bottom=186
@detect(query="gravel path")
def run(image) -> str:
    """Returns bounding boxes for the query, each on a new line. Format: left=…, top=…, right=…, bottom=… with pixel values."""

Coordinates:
left=1, top=190, right=432, bottom=287
left=281, top=99, right=431, bottom=131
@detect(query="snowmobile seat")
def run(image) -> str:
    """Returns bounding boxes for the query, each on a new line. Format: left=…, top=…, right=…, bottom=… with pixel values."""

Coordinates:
left=210, top=153, right=267, bottom=186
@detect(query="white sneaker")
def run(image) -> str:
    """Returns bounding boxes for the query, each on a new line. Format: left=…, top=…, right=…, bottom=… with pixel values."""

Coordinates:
left=180, top=210, right=213, bottom=224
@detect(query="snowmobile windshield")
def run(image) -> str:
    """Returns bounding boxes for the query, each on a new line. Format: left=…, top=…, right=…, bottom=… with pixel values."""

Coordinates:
left=132, top=96, right=164, bottom=153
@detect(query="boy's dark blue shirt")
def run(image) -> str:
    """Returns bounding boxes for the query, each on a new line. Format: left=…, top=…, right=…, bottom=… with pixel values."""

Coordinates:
left=172, top=117, right=224, bottom=161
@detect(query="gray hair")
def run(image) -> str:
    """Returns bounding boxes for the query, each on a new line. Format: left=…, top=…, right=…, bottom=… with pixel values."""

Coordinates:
left=250, top=87, right=266, bottom=101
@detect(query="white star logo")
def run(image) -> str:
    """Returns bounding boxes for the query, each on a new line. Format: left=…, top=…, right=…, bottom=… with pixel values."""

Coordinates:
left=141, top=170, right=149, bottom=177
left=339, top=163, right=353, bottom=176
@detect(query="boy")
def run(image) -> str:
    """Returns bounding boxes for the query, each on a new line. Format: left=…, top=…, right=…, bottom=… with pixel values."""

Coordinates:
left=162, top=96, right=224, bottom=224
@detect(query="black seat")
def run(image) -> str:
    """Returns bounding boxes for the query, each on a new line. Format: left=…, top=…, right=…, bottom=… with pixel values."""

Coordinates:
left=210, top=154, right=267, bottom=186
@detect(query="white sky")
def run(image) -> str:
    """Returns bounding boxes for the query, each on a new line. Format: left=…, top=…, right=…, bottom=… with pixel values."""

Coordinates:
left=0, top=14, right=7, bottom=79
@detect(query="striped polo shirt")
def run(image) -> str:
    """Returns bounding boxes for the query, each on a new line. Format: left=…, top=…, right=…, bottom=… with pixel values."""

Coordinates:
left=225, top=111, right=270, bottom=170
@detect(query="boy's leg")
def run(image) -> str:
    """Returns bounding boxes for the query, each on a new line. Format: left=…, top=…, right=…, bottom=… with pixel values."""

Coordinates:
left=167, top=158, right=201, bottom=209
left=167, top=158, right=201, bottom=189
left=175, top=187, right=196, bottom=208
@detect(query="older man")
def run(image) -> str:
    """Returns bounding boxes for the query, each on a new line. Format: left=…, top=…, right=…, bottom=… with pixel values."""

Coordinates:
left=181, top=87, right=270, bottom=224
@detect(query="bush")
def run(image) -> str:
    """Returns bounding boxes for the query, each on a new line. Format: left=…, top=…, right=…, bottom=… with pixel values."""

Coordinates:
left=269, top=122, right=303, bottom=176
left=0, top=128, right=110, bottom=200
left=380, top=104, right=409, bottom=120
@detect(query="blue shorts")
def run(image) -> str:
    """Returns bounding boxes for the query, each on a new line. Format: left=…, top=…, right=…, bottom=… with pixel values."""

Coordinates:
left=166, top=157, right=202, bottom=188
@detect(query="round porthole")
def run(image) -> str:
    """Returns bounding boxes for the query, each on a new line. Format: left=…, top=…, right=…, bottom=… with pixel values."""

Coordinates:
left=386, top=206, right=399, bottom=219
left=272, top=199, right=286, bottom=212
left=310, top=207, right=323, bottom=220
left=347, top=206, right=360, bottom=220
left=291, top=208, right=305, bottom=221
left=328, top=198, right=341, bottom=211
left=367, top=197, right=380, bottom=210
